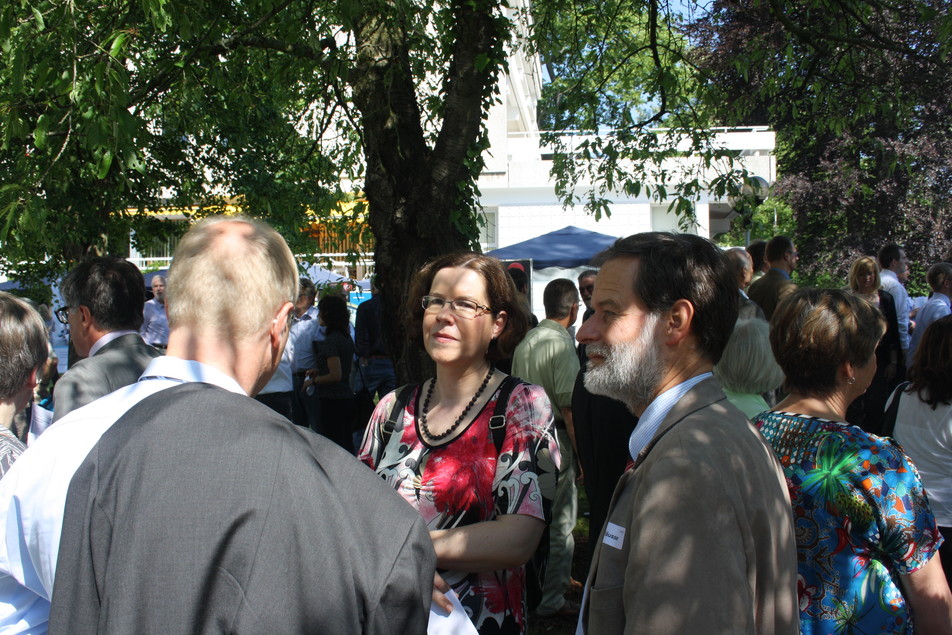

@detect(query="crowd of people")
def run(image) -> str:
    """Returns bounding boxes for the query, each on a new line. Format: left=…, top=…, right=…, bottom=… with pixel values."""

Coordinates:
left=0, top=221, right=949, bottom=634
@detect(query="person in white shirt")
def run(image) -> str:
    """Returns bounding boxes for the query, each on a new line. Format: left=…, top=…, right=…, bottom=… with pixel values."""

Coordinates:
left=0, top=217, right=434, bottom=633
left=906, top=262, right=952, bottom=368
left=139, top=275, right=169, bottom=348
left=878, top=243, right=913, bottom=356
left=894, top=314, right=952, bottom=593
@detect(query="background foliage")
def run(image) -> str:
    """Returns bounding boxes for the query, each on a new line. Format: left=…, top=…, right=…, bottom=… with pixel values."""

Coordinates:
left=2, top=0, right=951, bottom=378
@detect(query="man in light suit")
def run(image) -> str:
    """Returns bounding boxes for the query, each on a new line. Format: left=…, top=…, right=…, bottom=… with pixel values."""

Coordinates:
left=575, top=232, right=798, bottom=634
left=0, top=218, right=435, bottom=633
left=52, top=257, right=159, bottom=421
left=747, top=235, right=798, bottom=320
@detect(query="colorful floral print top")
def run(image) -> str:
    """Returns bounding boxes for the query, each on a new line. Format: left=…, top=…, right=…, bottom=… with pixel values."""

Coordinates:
left=754, top=411, right=943, bottom=634
left=359, top=380, right=559, bottom=635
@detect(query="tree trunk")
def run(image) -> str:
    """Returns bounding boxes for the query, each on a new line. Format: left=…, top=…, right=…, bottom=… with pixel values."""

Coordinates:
left=349, top=0, right=506, bottom=384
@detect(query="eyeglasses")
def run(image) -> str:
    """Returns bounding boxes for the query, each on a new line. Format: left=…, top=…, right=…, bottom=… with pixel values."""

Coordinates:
left=55, top=306, right=71, bottom=325
left=421, top=296, right=491, bottom=319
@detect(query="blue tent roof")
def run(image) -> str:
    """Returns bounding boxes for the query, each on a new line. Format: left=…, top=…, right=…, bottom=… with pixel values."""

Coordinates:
left=486, top=226, right=619, bottom=269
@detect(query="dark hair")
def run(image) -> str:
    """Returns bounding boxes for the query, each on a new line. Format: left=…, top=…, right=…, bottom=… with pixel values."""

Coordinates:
left=317, top=295, right=350, bottom=336
left=747, top=240, right=767, bottom=272
left=507, top=267, right=529, bottom=294
left=765, top=236, right=794, bottom=263
left=60, top=257, right=145, bottom=331
left=543, top=279, right=578, bottom=319
left=770, top=288, right=885, bottom=398
left=878, top=243, right=903, bottom=270
left=299, top=277, right=316, bottom=299
left=907, top=315, right=952, bottom=409
left=406, top=252, right=529, bottom=362
left=724, top=247, right=751, bottom=286
left=593, top=232, right=738, bottom=364
left=577, top=269, right=597, bottom=282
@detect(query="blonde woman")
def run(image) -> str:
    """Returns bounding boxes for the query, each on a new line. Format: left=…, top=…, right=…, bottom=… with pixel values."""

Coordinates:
left=845, top=255, right=903, bottom=434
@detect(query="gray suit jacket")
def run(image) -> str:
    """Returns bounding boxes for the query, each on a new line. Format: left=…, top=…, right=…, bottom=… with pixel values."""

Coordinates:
left=53, top=333, right=159, bottom=421
left=579, top=378, right=798, bottom=635
left=49, top=382, right=435, bottom=634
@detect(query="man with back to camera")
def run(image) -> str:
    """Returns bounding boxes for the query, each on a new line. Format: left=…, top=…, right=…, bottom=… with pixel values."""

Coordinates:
left=52, top=257, right=160, bottom=422
left=747, top=235, right=798, bottom=320
left=746, top=240, right=769, bottom=286
left=0, top=217, right=435, bottom=633
left=511, top=278, right=582, bottom=618
left=575, top=232, right=798, bottom=634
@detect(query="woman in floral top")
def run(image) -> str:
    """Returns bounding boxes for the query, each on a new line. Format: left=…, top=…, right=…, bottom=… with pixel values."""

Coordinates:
left=755, top=288, right=952, bottom=634
left=359, top=253, right=559, bottom=634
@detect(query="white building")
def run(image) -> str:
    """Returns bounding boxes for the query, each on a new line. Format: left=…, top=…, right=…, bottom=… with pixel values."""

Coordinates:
left=476, top=1, right=774, bottom=251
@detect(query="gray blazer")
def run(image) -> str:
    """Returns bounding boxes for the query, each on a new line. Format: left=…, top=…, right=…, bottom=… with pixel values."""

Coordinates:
left=49, top=382, right=435, bottom=634
left=579, top=378, right=798, bottom=635
left=53, top=333, right=160, bottom=422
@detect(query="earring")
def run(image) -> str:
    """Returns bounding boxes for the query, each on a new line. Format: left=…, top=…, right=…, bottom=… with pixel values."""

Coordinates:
left=847, top=376, right=856, bottom=385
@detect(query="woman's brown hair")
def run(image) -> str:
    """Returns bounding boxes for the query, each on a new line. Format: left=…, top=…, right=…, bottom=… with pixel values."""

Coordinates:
left=405, top=252, right=529, bottom=362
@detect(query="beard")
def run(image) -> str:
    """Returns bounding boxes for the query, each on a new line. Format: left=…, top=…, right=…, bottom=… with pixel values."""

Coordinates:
left=583, top=312, right=664, bottom=413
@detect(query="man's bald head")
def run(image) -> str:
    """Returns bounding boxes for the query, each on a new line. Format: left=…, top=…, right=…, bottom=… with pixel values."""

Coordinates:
left=725, top=247, right=753, bottom=289
left=166, top=217, right=297, bottom=341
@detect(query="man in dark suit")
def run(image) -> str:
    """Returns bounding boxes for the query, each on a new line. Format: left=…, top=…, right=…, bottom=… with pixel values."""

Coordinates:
left=747, top=235, right=798, bottom=320
left=52, top=257, right=159, bottom=421
left=42, top=218, right=435, bottom=633
left=725, top=247, right=767, bottom=321
left=575, top=232, right=797, bottom=634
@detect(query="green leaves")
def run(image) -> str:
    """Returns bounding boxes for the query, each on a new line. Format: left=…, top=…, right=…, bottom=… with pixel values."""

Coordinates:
left=31, top=5, right=45, bottom=31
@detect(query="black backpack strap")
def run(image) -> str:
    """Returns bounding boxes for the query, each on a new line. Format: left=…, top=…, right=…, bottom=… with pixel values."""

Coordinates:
left=488, top=375, right=525, bottom=454
left=375, top=382, right=418, bottom=466
left=880, top=381, right=910, bottom=439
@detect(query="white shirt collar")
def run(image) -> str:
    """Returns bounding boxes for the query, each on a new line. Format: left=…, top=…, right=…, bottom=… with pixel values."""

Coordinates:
left=138, top=356, right=246, bottom=395
left=629, top=372, right=713, bottom=460
left=88, top=330, right=139, bottom=357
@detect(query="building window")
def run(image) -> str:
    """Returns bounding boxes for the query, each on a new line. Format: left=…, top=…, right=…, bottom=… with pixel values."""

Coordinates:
left=479, top=207, right=498, bottom=251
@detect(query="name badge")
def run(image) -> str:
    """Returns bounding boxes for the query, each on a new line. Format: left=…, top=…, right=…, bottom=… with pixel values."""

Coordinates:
left=602, top=522, right=626, bottom=550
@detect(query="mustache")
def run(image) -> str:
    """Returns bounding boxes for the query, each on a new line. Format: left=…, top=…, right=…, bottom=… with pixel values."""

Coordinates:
left=585, top=344, right=611, bottom=359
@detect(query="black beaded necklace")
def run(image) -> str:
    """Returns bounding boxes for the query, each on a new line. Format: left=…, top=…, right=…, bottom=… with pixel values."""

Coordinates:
left=419, top=365, right=495, bottom=442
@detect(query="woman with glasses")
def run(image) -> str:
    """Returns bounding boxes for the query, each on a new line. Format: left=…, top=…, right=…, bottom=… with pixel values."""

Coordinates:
left=358, top=253, right=559, bottom=634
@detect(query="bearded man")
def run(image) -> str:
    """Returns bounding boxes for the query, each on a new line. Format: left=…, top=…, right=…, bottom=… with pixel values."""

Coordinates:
left=574, top=232, right=798, bottom=635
